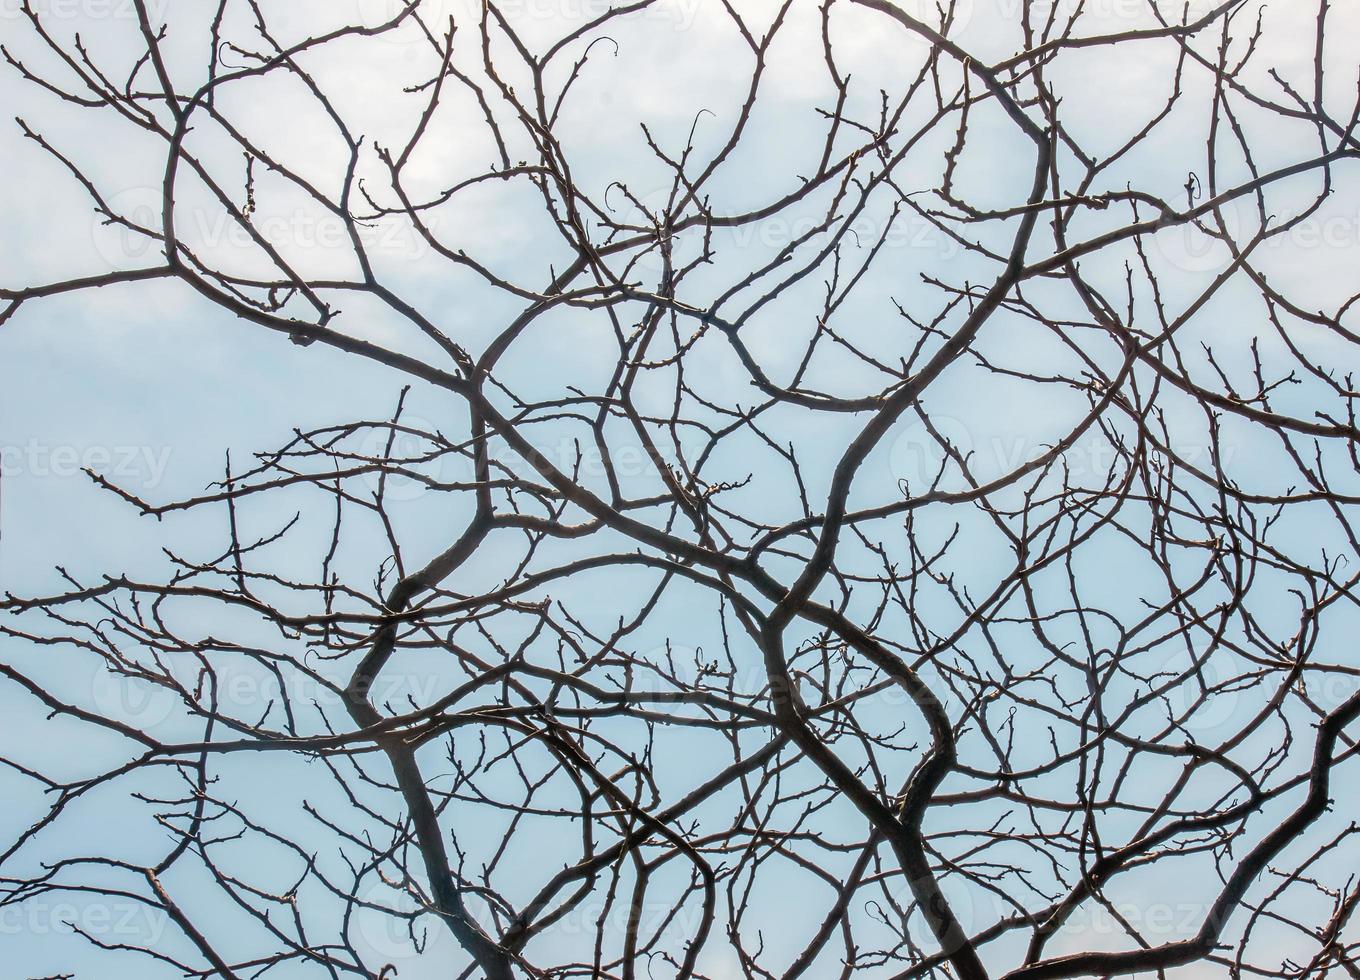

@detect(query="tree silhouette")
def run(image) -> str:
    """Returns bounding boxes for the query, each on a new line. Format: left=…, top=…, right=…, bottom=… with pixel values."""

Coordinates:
left=3, top=0, right=1360, bottom=977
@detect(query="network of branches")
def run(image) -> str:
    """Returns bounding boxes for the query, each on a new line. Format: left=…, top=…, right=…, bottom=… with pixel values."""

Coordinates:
left=3, top=0, right=1360, bottom=978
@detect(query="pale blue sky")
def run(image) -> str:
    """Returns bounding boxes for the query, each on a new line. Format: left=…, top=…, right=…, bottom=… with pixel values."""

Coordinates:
left=3, top=1, right=1360, bottom=977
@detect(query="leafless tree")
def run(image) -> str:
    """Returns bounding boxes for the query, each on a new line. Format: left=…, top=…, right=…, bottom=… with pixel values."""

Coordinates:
left=4, top=0, right=1360, bottom=978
